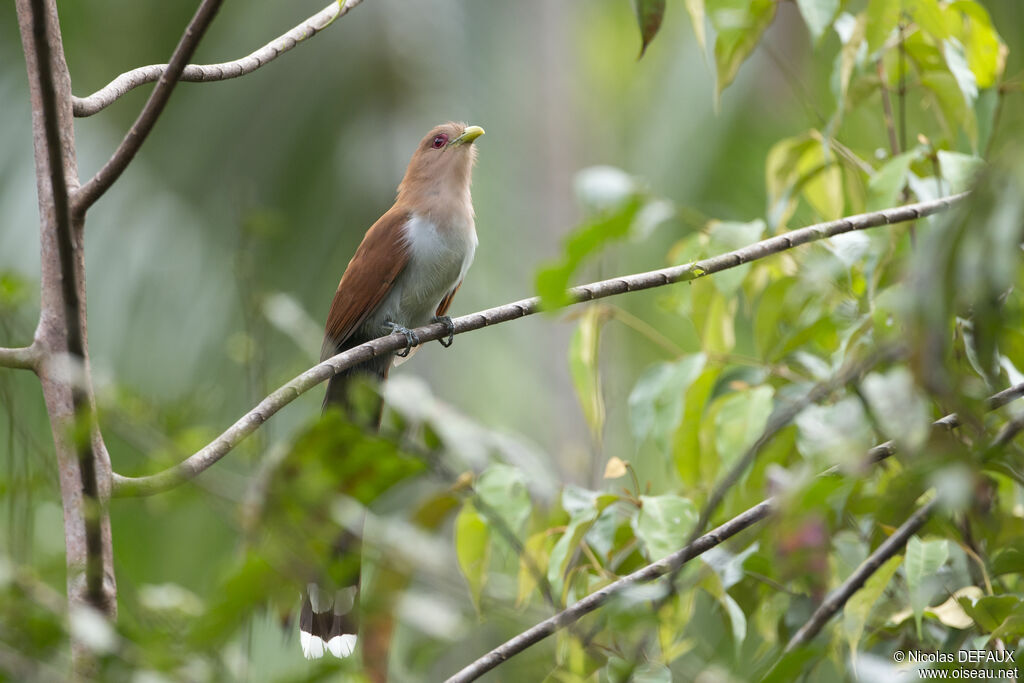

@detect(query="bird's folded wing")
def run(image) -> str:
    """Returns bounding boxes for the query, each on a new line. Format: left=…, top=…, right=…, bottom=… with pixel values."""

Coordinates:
left=321, top=209, right=412, bottom=361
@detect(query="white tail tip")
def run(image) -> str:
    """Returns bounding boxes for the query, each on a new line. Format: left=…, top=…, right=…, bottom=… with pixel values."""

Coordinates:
left=301, top=631, right=357, bottom=660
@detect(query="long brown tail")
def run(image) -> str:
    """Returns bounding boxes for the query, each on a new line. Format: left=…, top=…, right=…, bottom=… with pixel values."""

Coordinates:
left=321, top=334, right=392, bottom=419
left=302, top=335, right=392, bottom=671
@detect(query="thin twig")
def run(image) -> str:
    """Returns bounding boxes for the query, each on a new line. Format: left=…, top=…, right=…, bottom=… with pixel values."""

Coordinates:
left=71, top=0, right=224, bottom=214
left=984, top=91, right=1006, bottom=159
left=607, top=304, right=684, bottom=356
left=72, top=0, right=364, bottom=117
left=877, top=60, right=900, bottom=156
left=828, top=137, right=875, bottom=177
left=0, top=344, right=40, bottom=371
left=988, top=413, right=1024, bottom=451
left=897, top=15, right=907, bottom=154
left=26, top=0, right=105, bottom=611
left=762, top=41, right=826, bottom=127
left=443, top=500, right=775, bottom=683
left=957, top=519, right=993, bottom=595
left=988, top=382, right=1024, bottom=411
left=109, top=194, right=969, bottom=497
left=784, top=497, right=938, bottom=651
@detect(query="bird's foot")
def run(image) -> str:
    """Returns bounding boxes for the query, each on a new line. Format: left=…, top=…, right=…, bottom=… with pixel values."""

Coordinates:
left=432, top=316, right=455, bottom=348
left=383, top=322, right=419, bottom=357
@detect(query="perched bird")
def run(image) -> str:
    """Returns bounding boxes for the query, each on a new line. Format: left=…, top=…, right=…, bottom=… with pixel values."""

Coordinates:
left=300, top=122, right=484, bottom=661
left=319, top=121, right=484, bottom=410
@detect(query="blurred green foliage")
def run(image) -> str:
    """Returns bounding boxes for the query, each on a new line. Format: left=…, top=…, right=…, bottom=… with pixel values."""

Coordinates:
left=3, top=0, right=1024, bottom=681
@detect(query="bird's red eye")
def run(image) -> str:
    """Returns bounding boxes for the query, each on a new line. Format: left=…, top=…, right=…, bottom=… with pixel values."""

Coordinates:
left=432, top=134, right=448, bottom=149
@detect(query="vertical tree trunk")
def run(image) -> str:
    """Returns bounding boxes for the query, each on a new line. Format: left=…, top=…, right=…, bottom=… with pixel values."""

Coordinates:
left=15, top=0, right=117, bottom=625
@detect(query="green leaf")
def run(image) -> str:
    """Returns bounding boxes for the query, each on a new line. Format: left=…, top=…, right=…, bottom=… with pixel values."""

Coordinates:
left=903, top=29, right=947, bottom=73
left=905, top=536, right=949, bottom=637
left=709, top=0, right=777, bottom=100
left=991, top=539, right=1024, bottom=577
left=702, top=572, right=747, bottom=647
left=959, top=594, right=1019, bottom=633
left=606, top=659, right=673, bottom=683
left=701, top=289, right=737, bottom=354
left=949, top=0, right=1005, bottom=89
left=569, top=306, right=606, bottom=442
left=713, top=385, right=774, bottom=468
left=908, top=0, right=950, bottom=41
left=754, top=276, right=798, bottom=360
left=685, top=0, right=707, bottom=52
left=796, top=397, right=873, bottom=469
left=793, top=137, right=844, bottom=221
left=943, top=38, right=978, bottom=105
left=766, top=134, right=815, bottom=218
left=795, top=0, right=838, bottom=43
left=865, top=0, right=901, bottom=56
left=629, top=353, right=707, bottom=448
left=635, top=0, right=667, bottom=57
left=861, top=368, right=932, bottom=453
left=476, top=464, right=531, bottom=539
left=834, top=12, right=867, bottom=105
left=761, top=645, right=825, bottom=683
left=765, top=133, right=842, bottom=226
left=921, top=70, right=978, bottom=148
left=937, top=151, right=984, bottom=193
left=990, top=610, right=1024, bottom=643
left=547, top=487, right=618, bottom=587
left=275, top=412, right=426, bottom=508
left=633, top=494, right=697, bottom=561
left=674, top=365, right=721, bottom=483
left=517, top=531, right=552, bottom=606
left=706, top=219, right=766, bottom=295
left=927, top=587, right=979, bottom=629
left=703, top=542, right=759, bottom=589
left=843, top=554, right=901, bottom=657
left=867, top=152, right=916, bottom=212
left=455, top=500, right=491, bottom=611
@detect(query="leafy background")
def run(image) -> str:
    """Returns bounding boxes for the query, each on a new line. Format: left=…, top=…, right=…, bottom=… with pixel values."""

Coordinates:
left=2, top=0, right=1024, bottom=680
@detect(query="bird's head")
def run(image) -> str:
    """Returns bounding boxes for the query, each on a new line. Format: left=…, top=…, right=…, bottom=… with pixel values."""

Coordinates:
left=397, top=122, right=484, bottom=206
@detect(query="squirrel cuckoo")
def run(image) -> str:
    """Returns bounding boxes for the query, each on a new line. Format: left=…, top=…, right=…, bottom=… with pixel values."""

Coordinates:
left=300, top=122, right=484, bottom=661
left=319, top=121, right=484, bottom=409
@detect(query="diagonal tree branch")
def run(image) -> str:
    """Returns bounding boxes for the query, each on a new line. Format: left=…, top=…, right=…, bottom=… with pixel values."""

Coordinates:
left=72, top=0, right=365, bottom=117
left=110, top=193, right=969, bottom=497
left=783, top=497, right=939, bottom=652
left=0, top=344, right=41, bottom=371
left=446, top=382, right=1024, bottom=682
left=988, top=412, right=1024, bottom=451
left=71, top=0, right=224, bottom=214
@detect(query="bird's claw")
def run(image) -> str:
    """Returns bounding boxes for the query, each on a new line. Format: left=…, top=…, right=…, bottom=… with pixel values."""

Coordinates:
left=432, top=316, right=455, bottom=348
left=384, top=322, right=419, bottom=357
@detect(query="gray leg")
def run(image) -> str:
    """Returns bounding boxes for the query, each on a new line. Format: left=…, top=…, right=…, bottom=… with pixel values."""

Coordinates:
left=383, top=321, right=419, bottom=357
left=432, top=316, right=455, bottom=347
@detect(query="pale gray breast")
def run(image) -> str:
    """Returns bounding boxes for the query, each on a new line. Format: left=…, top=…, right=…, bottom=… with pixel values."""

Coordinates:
left=377, top=213, right=477, bottom=329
